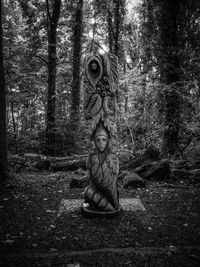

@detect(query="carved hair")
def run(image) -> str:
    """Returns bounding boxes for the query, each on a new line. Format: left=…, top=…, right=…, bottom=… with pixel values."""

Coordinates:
left=91, top=122, right=109, bottom=141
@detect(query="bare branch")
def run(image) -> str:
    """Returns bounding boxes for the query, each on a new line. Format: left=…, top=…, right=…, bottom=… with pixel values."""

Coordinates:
left=93, top=40, right=108, bottom=53
left=35, top=55, right=48, bottom=64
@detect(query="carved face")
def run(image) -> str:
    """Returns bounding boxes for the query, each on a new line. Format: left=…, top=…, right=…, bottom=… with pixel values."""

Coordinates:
left=91, top=62, right=98, bottom=71
left=95, top=135, right=108, bottom=152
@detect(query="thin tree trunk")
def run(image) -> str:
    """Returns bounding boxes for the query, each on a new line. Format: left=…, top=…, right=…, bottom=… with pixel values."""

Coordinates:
left=70, top=0, right=83, bottom=146
left=45, top=0, right=61, bottom=155
left=0, top=0, right=9, bottom=182
left=107, top=0, right=124, bottom=59
left=124, top=62, right=128, bottom=113
left=114, top=0, right=120, bottom=57
left=107, top=0, right=124, bottom=104
left=21, top=99, right=29, bottom=135
left=107, top=9, right=113, bottom=53
left=11, top=102, right=17, bottom=139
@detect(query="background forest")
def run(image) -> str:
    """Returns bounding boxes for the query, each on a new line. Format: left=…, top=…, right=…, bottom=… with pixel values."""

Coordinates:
left=1, top=0, right=200, bottom=180
left=1, top=2, right=200, bottom=265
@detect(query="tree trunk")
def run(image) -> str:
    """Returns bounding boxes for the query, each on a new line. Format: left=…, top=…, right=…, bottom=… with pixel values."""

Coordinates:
left=69, top=0, right=83, bottom=147
left=106, top=0, right=124, bottom=105
left=21, top=99, right=29, bottom=135
left=107, top=0, right=125, bottom=59
left=45, top=0, right=61, bottom=155
left=11, top=101, right=17, bottom=139
left=0, top=0, right=9, bottom=182
left=114, top=0, right=120, bottom=57
left=160, top=0, right=181, bottom=157
left=107, top=8, right=113, bottom=53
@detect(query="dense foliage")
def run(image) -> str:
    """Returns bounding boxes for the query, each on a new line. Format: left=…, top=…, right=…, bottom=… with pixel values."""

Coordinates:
left=1, top=0, right=200, bottom=160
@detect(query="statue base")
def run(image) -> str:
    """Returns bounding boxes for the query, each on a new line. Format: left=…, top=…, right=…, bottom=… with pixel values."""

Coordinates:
left=81, top=203, right=122, bottom=218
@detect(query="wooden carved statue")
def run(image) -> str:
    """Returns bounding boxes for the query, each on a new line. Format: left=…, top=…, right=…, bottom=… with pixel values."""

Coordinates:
left=81, top=53, right=121, bottom=216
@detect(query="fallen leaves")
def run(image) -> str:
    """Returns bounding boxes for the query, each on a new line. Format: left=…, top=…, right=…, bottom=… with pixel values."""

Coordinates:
left=0, top=171, right=200, bottom=264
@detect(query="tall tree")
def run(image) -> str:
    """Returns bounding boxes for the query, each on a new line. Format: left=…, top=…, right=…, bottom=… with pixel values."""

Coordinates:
left=69, top=0, right=83, bottom=147
left=107, top=0, right=125, bottom=60
left=45, top=0, right=61, bottom=155
left=159, top=0, right=181, bottom=156
left=0, top=0, right=9, bottom=182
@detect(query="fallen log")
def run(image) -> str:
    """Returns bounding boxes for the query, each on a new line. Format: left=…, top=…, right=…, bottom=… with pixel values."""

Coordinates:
left=8, top=154, right=88, bottom=171
left=46, top=154, right=88, bottom=163
left=120, top=145, right=160, bottom=171
left=37, top=154, right=88, bottom=171
left=9, top=149, right=196, bottom=183
left=49, top=146, right=160, bottom=172
left=9, top=146, right=160, bottom=172
left=134, top=160, right=170, bottom=181
left=122, top=172, right=146, bottom=189
left=50, top=158, right=86, bottom=171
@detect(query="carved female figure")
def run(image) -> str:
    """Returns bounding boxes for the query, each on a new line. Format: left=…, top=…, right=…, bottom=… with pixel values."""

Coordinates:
left=83, top=124, right=119, bottom=212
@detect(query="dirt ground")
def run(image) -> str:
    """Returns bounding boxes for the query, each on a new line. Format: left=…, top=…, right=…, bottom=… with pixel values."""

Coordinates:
left=0, top=171, right=200, bottom=266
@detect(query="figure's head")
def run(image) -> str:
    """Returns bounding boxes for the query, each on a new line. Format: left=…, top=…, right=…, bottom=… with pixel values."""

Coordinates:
left=94, top=127, right=109, bottom=152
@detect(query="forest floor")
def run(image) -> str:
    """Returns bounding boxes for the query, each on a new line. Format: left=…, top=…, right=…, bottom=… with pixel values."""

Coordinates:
left=0, top=170, right=200, bottom=267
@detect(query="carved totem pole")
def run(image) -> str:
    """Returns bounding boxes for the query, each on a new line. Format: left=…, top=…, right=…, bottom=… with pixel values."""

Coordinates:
left=81, top=53, right=121, bottom=216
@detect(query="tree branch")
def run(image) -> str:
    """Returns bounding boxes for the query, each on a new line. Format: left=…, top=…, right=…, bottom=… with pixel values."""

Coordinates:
left=35, top=55, right=48, bottom=64
left=93, top=40, right=108, bottom=53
